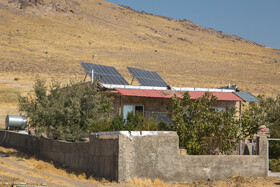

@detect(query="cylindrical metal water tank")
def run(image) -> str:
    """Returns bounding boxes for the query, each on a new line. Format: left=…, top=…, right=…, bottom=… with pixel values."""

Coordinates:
left=5, top=115, right=27, bottom=130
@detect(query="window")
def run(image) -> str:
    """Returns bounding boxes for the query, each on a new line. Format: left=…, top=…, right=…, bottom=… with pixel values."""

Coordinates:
left=135, top=105, right=144, bottom=115
left=123, top=105, right=144, bottom=120
left=212, top=107, right=226, bottom=112
left=123, top=105, right=134, bottom=121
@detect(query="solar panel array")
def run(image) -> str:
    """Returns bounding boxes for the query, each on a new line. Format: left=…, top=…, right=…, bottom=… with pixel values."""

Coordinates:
left=80, top=62, right=129, bottom=85
left=127, top=67, right=168, bottom=87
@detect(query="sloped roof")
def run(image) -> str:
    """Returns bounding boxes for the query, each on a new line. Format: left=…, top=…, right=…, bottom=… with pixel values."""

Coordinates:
left=115, top=88, right=243, bottom=101
left=234, top=92, right=261, bottom=102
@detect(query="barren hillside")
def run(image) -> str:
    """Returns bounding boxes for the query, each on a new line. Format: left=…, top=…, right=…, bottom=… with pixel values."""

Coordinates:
left=0, top=0, right=280, bottom=126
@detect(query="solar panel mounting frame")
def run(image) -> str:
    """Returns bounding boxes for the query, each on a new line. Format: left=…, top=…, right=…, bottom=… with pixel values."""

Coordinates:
left=80, top=62, right=129, bottom=85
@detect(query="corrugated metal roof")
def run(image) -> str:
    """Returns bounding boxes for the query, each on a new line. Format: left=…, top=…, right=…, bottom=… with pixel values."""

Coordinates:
left=115, top=88, right=243, bottom=101
left=234, top=92, right=261, bottom=102
left=102, top=84, right=236, bottom=92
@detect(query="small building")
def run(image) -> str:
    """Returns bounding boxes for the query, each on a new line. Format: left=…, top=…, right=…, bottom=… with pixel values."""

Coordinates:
left=102, top=84, right=259, bottom=122
left=80, top=61, right=260, bottom=122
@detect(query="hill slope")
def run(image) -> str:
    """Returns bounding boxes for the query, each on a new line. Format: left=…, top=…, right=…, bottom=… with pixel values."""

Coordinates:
left=0, top=0, right=279, bottom=97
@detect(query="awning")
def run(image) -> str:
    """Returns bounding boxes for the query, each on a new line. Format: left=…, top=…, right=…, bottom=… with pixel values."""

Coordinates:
left=234, top=92, right=261, bottom=102
left=115, top=88, right=243, bottom=101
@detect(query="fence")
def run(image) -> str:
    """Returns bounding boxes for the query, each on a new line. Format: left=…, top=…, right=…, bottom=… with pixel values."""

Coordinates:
left=0, top=130, right=269, bottom=182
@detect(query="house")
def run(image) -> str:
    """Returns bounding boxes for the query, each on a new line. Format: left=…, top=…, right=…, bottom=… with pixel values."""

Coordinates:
left=103, top=84, right=259, bottom=122
left=80, top=61, right=260, bottom=122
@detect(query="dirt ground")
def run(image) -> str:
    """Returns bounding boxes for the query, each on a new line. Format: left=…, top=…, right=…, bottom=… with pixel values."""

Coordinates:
left=0, top=146, right=279, bottom=187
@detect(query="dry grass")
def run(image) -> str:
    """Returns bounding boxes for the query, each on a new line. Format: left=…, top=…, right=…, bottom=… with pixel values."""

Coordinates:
left=0, top=0, right=279, bottom=96
left=0, top=146, right=99, bottom=185
left=128, top=175, right=280, bottom=187
left=0, top=0, right=279, bottom=127
left=0, top=171, right=33, bottom=184
left=128, top=178, right=174, bottom=187
left=1, top=147, right=280, bottom=186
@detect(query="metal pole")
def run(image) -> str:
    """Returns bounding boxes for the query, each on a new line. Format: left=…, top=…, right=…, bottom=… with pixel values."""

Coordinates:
left=130, top=76, right=135, bottom=85
left=267, top=139, right=269, bottom=173
left=267, top=138, right=280, bottom=173
left=83, top=73, right=88, bottom=83
left=91, top=69, right=94, bottom=84
left=92, top=54, right=95, bottom=84
left=239, top=101, right=242, bottom=155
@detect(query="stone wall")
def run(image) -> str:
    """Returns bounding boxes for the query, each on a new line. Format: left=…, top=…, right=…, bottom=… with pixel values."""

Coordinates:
left=0, top=130, right=268, bottom=183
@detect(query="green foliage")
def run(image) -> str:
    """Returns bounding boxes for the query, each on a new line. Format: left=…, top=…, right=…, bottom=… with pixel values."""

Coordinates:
left=269, top=159, right=280, bottom=172
left=127, top=112, right=166, bottom=131
left=270, top=141, right=280, bottom=160
left=105, top=112, right=170, bottom=132
left=110, top=114, right=126, bottom=131
left=88, top=120, right=111, bottom=133
left=241, top=95, right=268, bottom=138
left=241, top=94, right=280, bottom=159
left=168, top=92, right=240, bottom=155
left=18, top=77, right=112, bottom=142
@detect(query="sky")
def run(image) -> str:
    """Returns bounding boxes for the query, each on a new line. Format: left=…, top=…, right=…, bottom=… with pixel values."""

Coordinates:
left=107, top=0, right=280, bottom=49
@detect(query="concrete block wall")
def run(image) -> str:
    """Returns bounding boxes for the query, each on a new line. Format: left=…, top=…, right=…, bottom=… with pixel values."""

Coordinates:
left=0, top=130, right=119, bottom=181
left=118, top=131, right=268, bottom=182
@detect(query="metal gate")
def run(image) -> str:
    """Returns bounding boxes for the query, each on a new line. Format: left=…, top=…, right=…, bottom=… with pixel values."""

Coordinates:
left=267, top=138, right=280, bottom=177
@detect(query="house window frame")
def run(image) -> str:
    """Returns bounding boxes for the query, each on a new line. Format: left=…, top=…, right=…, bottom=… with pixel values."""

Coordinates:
left=134, top=105, right=144, bottom=115
left=212, top=107, right=227, bottom=112
left=123, top=104, right=145, bottom=120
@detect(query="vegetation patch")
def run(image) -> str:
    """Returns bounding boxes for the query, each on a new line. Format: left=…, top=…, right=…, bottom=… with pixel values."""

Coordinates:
left=270, top=159, right=280, bottom=172
left=0, top=87, right=20, bottom=103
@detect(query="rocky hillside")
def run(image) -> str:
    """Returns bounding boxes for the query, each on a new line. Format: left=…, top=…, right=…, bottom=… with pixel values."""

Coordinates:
left=0, top=0, right=280, bottom=94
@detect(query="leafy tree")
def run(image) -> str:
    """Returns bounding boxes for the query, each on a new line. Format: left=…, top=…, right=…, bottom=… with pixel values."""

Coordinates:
left=18, top=77, right=112, bottom=142
left=109, top=112, right=167, bottom=132
left=241, top=95, right=269, bottom=138
left=168, top=92, right=240, bottom=155
left=241, top=94, right=280, bottom=159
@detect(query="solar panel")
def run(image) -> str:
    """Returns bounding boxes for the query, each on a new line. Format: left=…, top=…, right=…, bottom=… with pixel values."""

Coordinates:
left=80, top=62, right=129, bottom=85
left=127, top=67, right=168, bottom=87
left=234, top=92, right=261, bottom=102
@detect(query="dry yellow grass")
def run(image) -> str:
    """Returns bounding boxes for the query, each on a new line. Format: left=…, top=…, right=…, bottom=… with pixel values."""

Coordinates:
left=0, top=0, right=279, bottom=128
left=128, top=175, right=280, bottom=187
left=128, top=177, right=174, bottom=187
left=1, top=147, right=280, bottom=186
left=0, top=0, right=279, bottom=93
left=0, top=146, right=101, bottom=186
left=0, top=1, right=279, bottom=184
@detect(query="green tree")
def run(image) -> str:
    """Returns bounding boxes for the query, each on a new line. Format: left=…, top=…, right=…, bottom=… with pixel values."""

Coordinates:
left=168, top=92, right=240, bottom=155
left=18, top=77, right=112, bottom=142
left=106, top=112, right=169, bottom=132
left=241, top=94, right=280, bottom=159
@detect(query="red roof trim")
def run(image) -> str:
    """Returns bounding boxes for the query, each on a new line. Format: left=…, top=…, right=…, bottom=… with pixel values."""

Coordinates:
left=115, top=88, right=243, bottom=101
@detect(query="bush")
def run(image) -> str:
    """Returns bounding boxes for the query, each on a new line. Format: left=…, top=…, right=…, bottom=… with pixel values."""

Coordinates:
left=241, top=94, right=280, bottom=159
left=269, top=159, right=280, bottom=172
left=18, top=77, right=112, bottom=142
left=107, top=112, right=170, bottom=132
left=168, top=92, right=240, bottom=155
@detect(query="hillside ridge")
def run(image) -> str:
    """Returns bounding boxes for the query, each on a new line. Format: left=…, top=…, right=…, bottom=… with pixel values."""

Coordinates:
left=0, top=0, right=279, bottom=95
left=121, top=4, right=264, bottom=47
